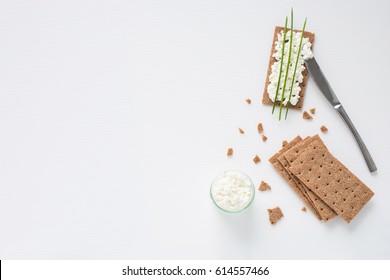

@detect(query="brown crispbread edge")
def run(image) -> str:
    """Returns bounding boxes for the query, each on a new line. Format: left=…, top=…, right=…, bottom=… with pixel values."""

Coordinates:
left=269, top=136, right=302, bottom=164
left=262, top=26, right=315, bottom=110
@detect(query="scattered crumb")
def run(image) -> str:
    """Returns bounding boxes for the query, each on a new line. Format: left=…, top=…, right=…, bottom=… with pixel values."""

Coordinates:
left=268, top=207, right=284, bottom=225
left=258, top=181, right=271, bottom=191
left=253, top=155, right=261, bottom=164
left=262, top=135, right=268, bottom=142
left=238, top=128, right=245, bottom=134
left=301, top=207, right=307, bottom=212
left=282, top=140, right=288, bottom=147
left=310, top=107, right=316, bottom=114
left=245, top=98, right=252, bottom=104
left=303, top=111, right=313, bottom=120
left=320, top=125, right=328, bottom=133
left=257, top=123, right=263, bottom=134
left=227, top=148, right=233, bottom=157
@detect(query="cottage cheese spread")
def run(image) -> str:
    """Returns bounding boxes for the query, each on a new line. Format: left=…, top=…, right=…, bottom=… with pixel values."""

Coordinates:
left=267, top=30, right=313, bottom=106
left=211, top=170, right=254, bottom=212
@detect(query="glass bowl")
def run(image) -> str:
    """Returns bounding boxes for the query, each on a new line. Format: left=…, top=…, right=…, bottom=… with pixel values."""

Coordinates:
left=210, top=170, right=255, bottom=214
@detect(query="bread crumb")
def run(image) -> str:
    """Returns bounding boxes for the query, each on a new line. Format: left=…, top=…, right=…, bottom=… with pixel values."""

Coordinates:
left=303, top=111, right=313, bottom=120
left=227, top=148, right=233, bottom=156
left=301, top=207, right=307, bottom=212
left=268, top=207, right=284, bottom=225
left=310, top=107, right=316, bottom=114
left=257, top=123, right=263, bottom=134
left=238, top=128, right=245, bottom=134
left=320, top=125, right=328, bottom=133
left=245, top=98, right=251, bottom=104
left=259, top=181, right=271, bottom=191
left=282, top=140, right=288, bottom=147
left=253, top=155, right=261, bottom=164
left=262, top=135, right=268, bottom=142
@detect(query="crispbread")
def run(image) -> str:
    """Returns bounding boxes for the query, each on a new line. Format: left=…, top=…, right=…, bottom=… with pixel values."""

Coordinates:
left=289, top=140, right=375, bottom=223
left=259, top=181, right=271, bottom=191
left=267, top=207, right=284, bottom=225
left=280, top=135, right=337, bottom=221
left=272, top=161, right=321, bottom=220
left=269, top=136, right=302, bottom=164
left=284, top=134, right=323, bottom=164
left=262, top=26, right=315, bottom=110
left=269, top=136, right=321, bottom=220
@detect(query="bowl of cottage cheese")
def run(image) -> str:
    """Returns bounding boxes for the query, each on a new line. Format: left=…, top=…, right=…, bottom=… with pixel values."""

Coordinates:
left=210, top=170, right=255, bottom=213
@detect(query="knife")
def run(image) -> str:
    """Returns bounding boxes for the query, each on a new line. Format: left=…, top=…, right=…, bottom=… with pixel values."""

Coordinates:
left=305, top=57, right=377, bottom=172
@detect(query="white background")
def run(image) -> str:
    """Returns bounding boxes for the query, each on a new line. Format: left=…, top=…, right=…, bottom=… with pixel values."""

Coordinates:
left=0, top=0, right=389, bottom=259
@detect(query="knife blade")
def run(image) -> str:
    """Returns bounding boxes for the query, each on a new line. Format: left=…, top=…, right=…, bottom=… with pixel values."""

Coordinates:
left=305, top=57, right=377, bottom=172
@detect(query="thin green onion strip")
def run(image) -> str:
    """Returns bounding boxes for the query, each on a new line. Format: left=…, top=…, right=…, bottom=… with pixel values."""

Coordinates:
left=271, top=17, right=288, bottom=114
left=278, top=8, right=294, bottom=120
left=285, top=18, right=307, bottom=119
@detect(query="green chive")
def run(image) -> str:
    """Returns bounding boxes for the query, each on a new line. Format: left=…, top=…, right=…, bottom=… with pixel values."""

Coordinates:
left=285, top=18, right=307, bottom=119
left=272, top=17, right=288, bottom=114
left=278, top=8, right=294, bottom=120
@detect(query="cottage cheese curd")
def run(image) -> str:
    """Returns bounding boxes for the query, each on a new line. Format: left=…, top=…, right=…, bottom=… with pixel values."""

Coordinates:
left=267, top=30, right=313, bottom=106
left=210, top=170, right=254, bottom=212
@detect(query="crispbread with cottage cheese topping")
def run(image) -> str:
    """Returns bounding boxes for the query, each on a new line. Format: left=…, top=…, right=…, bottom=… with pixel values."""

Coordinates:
left=262, top=26, right=315, bottom=109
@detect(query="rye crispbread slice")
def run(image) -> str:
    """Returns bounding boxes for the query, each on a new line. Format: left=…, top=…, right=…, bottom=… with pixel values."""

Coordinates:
left=262, top=26, right=315, bottom=110
left=289, top=140, right=375, bottom=223
left=281, top=136, right=337, bottom=221
left=269, top=136, right=322, bottom=220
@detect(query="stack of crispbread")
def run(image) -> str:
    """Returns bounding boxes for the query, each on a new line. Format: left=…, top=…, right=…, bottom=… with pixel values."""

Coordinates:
left=269, top=135, right=374, bottom=223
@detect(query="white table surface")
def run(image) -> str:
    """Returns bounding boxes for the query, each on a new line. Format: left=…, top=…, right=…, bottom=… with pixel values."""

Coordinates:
left=0, top=0, right=389, bottom=259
